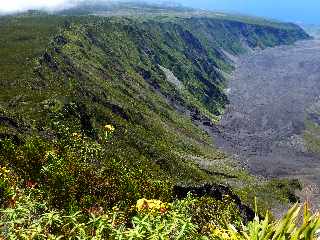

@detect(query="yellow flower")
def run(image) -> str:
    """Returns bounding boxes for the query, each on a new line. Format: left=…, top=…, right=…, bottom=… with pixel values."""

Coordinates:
left=104, top=124, right=115, bottom=133
left=72, top=132, right=82, bottom=140
left=136, top=199, right=167, bottom=212
left=136, top=198, right=148, bottom=211
left=45, top=150, right=57, bottom=158
left=212, top=228, right=231, bottom=240
left=0, top=166, right=10, bottom=176
left=112, top=206, right=120, bottom=212
left=222, top=232, right=230, bottom=239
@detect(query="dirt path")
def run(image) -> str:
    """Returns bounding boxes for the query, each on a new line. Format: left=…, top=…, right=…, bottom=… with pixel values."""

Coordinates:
left=211, top=40, right=320, bottom=206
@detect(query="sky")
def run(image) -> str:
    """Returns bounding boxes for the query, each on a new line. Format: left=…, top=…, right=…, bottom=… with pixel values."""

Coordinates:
left=179, top=0, right=320, bottom=24
left=0, top=0, right=319, bottom=24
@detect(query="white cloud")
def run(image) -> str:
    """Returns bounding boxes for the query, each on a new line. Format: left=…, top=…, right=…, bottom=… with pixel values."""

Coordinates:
left=0, top=0, right=81, bottom=13
left=0, top=0, right=165, bottom=14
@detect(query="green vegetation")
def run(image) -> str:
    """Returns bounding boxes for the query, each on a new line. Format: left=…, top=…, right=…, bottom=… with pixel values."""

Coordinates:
left=304, top=119, right=320, bottom=154
left=0, top=7, right=314, bottom=239
left=214, top=202, right=320, bottom=239
left=1, top=177, right=319, bottom=239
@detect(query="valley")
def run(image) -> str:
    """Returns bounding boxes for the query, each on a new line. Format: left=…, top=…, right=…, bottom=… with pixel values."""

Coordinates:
left=1, top=6, right=318, bottom=237
left=212, top=39, right=320, bottom=207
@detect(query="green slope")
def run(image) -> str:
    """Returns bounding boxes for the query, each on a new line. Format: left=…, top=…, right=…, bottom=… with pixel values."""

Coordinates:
left=0, top=12, right=310, bottom=213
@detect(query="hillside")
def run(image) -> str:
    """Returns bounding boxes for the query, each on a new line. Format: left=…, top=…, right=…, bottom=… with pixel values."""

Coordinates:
left=0, top=7, right=312, bottom=238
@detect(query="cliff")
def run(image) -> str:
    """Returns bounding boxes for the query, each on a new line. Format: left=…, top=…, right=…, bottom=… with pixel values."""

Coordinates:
left=0, top=12, right=310, bottom=212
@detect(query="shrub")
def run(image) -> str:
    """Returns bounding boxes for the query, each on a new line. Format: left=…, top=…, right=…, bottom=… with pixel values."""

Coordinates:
left=0, top=166, right=16, bottom=206
left=213, top=203, right=320, bottom=240
left=0, top=191, right=198, bottom=239
left=188, top=196, right=243, bottom=235
left=2, top=189, right=319, bottom=240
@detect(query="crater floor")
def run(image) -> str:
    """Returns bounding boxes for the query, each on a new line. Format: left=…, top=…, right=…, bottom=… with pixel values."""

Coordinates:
left=212, top=40, right=320, bottom=206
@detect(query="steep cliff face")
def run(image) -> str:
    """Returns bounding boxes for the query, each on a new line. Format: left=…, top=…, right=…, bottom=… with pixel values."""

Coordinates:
left=32, top=16, right=310, bottom=120
left=0, top=13, right=310, bottom=210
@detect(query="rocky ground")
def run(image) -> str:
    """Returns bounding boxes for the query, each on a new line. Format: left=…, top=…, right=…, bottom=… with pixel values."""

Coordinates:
left=211, top=40, right=320, bottom=207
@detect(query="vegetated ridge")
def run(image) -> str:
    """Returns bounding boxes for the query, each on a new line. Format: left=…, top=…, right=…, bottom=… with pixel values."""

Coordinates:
left=0, top=4, right=312, bottom=238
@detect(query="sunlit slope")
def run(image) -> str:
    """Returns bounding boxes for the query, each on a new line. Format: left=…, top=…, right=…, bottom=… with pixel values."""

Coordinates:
left=0, top=13, right=310, bottom=210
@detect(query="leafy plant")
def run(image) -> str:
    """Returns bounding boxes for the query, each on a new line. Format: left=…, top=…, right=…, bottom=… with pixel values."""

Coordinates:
left=1, top=191, right=320, bottom=240
left=213, top=203, right=320, bottom=240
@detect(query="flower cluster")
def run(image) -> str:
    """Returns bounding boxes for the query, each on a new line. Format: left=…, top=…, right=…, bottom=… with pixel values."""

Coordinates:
left=210, top=225, right=232, bottom=239
left=0, top=165, right=17, bottom=207
left=104, top=124, right=115, bottom=141
left=136, top=199, right=168, bottom=214
left=72, top=132, right=82, bottom=140
left=0, top=166, right=10, bottom=178
left=104, top=124, right=115, bottom=133
left=45, top=150, right=57, bottom=160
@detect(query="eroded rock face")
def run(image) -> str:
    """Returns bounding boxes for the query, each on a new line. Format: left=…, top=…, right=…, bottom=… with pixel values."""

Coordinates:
left=210, top=40, right=320, bottom=206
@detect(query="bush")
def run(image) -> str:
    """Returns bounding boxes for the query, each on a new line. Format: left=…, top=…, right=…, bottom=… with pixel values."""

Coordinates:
left=1, top=188, right=320, bottom=240
left=0, top=166, right=16, bottom=206
left=214, top=202, right=320, bottom=239
left=0, top=191, right=198, bottom=239
left=188, top=196, right=243, bottom=234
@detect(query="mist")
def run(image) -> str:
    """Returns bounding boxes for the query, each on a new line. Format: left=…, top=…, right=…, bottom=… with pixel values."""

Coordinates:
left=1, top=0, right=319, bottom=24
left=0, top=0, right=172, bottom=14
left=0, top=0, right=122, bottom=14
left=0, top=0, right=74, bottom=13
